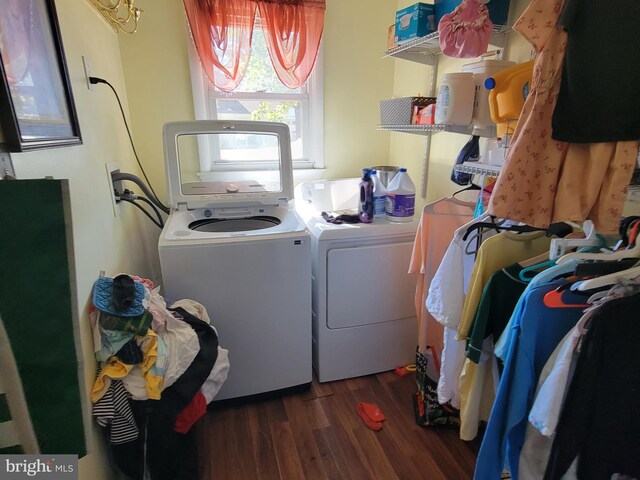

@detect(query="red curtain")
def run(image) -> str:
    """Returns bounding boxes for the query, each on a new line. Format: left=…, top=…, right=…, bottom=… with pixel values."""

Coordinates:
left=184, top=0, right=257, bottom=92
left=256, top=0, right=325, bottom=89
left=184, top=0, right=325, bottom=91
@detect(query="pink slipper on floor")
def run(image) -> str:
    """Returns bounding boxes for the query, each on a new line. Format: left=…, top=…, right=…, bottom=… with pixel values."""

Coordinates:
left=356, top=403, right=383, bottom=431
left=358, top=402, right=385, bottom=422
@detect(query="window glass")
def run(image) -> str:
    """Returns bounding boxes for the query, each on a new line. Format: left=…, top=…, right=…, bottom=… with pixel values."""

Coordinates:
left=177, top=132, right=283, bottom=194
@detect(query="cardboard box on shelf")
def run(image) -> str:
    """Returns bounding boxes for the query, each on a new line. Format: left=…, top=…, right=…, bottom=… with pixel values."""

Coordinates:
left=413, top=104, right=436, bottom=125
left=394, top=3, right=436, bottom=44
left=387, top=24, right=396, bottom=49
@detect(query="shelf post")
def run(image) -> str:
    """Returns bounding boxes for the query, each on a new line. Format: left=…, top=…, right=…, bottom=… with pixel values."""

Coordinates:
left=419, top=52, right=439, bottom=199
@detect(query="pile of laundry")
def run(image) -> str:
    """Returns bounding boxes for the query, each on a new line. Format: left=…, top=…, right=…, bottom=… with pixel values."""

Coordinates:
left=89, top=273, right=229, bottom=479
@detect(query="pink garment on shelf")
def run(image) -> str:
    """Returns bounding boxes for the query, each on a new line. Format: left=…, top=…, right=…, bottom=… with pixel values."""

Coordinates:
left=438, top=0, right=493, bottom=58
left=487, top=0, right=637, bottom=234
left=408, top=197, right=475, bottom=353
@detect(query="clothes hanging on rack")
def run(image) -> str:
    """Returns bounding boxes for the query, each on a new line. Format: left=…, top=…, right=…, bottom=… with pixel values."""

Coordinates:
left=551, top=0, right=640, bottom=143
left=494, top=260, right=580, bottom=361
left=518, top=280, right=640, bottom=480
left=486, top=0, right=638, bottom=234
left=424, top=210, right=640, bottom=476
left=429, top=226, right=551, bottom=439
left=474, top=280, right=589, bottom=479
left=465, top=264, right=528, bottom=364
left=457, top=231, right=551, bottom=341
left=455, top=217, right=640, bottom=478
left=544, top=292, right=640, bottom=480
left=458, top=262, right=543, bottom=442
left=426, top=212, right=497, bottom=408
left=409, top=197, right=475, bottom=352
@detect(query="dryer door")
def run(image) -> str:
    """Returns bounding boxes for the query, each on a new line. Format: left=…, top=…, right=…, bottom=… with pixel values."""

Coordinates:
left=326, top=241, right=417, bottom=329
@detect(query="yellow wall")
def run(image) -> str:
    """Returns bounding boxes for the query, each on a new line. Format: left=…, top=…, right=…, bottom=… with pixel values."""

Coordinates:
left=11, top=2, right=637, bottom=478
left=6, top=1, right=162, bottom=477
left=118, top=0, right=398, bottom=196
left=321, top=0, right=397, bottom=178
left=118, top=0, right=195, bottom=204
left=2, top=2, right=399, bottom=477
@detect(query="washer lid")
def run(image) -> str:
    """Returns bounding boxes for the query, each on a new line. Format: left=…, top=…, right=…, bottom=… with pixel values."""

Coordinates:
left=163, top=120, right=294, bottom=210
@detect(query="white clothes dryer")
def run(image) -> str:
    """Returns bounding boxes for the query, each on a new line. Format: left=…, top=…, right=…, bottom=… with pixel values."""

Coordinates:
left=295, top=178, right=418, bottom=382
left=158, top=121, right=311, bottom=400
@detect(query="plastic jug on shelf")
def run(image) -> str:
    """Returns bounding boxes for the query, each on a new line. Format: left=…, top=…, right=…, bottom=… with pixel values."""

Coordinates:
left=461, top=59, right=515, bottom=129
left=485, top=60, right=534, bottom=137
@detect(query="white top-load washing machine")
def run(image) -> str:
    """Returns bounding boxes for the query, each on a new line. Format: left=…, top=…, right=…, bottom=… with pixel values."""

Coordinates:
left=158, top=120, right=311, bottom=400
left=295, top=178, right=419, bottom=382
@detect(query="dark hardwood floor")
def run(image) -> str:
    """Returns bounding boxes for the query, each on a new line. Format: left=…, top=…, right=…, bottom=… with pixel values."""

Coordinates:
left=196, top=371, right=480, bottom=479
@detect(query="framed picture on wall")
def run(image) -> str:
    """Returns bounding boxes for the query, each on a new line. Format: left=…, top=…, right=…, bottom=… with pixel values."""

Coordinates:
left=0, top=0, right=81, bottom=152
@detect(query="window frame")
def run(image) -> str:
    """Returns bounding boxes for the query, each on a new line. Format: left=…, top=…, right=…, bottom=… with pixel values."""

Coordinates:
left=186, top=23, right=324, bottom=173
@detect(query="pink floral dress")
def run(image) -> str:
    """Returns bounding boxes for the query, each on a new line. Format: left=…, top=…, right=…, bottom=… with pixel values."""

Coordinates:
left=487, top=0, right=637, bottom=234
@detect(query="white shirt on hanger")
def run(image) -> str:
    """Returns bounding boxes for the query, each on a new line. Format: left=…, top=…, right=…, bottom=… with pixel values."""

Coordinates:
left=426, top=213, right=495, bottom=407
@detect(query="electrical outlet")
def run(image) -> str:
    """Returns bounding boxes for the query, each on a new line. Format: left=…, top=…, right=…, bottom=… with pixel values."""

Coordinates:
left=82, top=56, right=93, bottom=91
left=112, top=171, right=124, bottom=197
left=106, top=162, right=120, bottom=217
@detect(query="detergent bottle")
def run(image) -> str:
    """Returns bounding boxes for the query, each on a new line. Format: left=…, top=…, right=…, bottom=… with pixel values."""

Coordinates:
left=371, top=170, right=387, bottom=218
left=485, top=60, right=534, bottom=137
left=461, top=59, right=515, bottom=129
left=385, top=168, right=416, bottom=222
left=359, top=169, right=374, bottom=223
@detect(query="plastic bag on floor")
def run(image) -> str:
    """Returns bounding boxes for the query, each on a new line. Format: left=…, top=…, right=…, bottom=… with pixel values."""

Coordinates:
left=413, top=346, right=460, bottom=428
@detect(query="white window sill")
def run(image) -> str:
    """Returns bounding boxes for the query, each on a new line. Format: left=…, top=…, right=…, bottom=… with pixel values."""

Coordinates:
left=197, top=167, right=325, bottom=183
left=293, top=167, right=325, bottom=183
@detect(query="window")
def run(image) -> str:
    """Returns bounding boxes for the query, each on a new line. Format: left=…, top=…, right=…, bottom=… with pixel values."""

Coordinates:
left=188, top=25, right=323, bottom=173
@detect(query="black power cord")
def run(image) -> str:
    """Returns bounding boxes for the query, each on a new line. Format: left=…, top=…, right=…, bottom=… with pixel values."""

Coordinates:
left=112, top=171, right=170, bottom=214
left=118, top=194, right=164, bottom=229
left=134, top=195, right=165, bottom=227
left=90, top=76, right=169, bottom=212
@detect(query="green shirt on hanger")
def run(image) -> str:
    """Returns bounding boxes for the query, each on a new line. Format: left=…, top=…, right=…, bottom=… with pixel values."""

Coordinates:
left=466, top=264, right=527, bottom=364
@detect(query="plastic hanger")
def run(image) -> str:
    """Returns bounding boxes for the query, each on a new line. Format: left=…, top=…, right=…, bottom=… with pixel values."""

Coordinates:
left=452, top=183, right=481, bottom=198
left=519, top=259, right=556, bottom=282
left=555, top=224, right=640, bottom=264
left=573, top=257, right=640, bottom=278
left=543, top=281, right=591, bottom=308
left=462, top=217, right=543, bottom=241
left=517, top=251, right=556, bottom=282
left=619, top=216, right=640, bottom=247
left=459, top=212, right=495, bottom=255
left=519, top=251, right=553, bottom=269
left=573, top=264, right=640, bottom=291
left=587, top=290, right=610, bottom=304
left=548, top=221, right=606, bottom=260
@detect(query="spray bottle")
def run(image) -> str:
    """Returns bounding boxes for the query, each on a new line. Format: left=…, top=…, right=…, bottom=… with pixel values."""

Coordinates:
left=359, top=169, right=374, bottom=223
